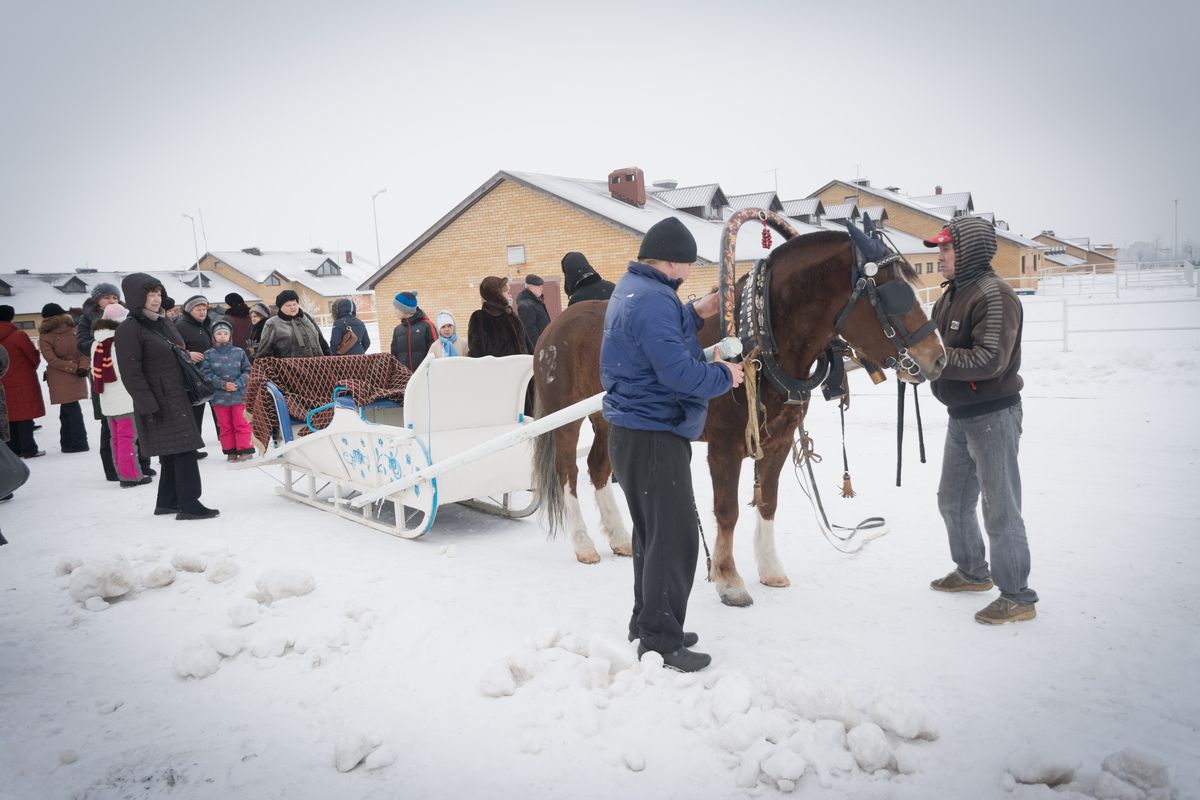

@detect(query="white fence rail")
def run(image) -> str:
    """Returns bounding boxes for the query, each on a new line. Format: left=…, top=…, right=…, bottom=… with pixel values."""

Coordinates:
left=1021, top=297, right=1200, bottom=351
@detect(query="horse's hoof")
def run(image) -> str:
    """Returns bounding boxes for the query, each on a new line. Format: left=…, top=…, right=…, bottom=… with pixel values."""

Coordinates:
left=609, top=542, right=633, bottom=557
left=759, top=574, right=791, bottom=588
left=717, top=587, right=754, bottom=607
left=575, top=550, right=601, bottom=565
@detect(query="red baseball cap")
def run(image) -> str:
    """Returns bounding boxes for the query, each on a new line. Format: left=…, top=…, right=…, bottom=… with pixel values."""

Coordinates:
left=923, top=226, right=953, bottom=247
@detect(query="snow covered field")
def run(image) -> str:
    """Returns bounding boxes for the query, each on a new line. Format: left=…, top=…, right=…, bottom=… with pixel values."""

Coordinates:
left=1, top=287, right=1198, bottom=799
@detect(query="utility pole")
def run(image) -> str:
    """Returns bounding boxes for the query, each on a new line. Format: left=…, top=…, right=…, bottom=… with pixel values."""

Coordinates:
left=181, top=213, right=200, bottom=269
left=198, top=208, right=210, bottom=255
left=1174, top=198, right=1179, bottom=263
left=372, top=188, right=388, bottom=268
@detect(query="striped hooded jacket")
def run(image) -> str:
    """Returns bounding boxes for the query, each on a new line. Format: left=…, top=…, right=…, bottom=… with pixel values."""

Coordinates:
left=930, top=216, right=1024, bottom=418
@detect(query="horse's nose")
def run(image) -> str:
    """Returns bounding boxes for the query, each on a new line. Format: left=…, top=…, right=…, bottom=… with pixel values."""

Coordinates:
left=929, top=353, right=947, bottom=380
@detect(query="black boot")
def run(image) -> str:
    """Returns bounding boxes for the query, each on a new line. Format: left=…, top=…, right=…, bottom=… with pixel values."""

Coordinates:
left=637, top=644, right=712, bottom=672
left=630, top=631, right=699, bottom=647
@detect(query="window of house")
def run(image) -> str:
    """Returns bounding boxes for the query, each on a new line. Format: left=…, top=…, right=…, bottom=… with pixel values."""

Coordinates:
left=0, top=281, right=10, bottom=296
left=926, top=263, right=934, bottom=274
left=937, top=263, right=944, bottom=272
left=507, top=245, right=526, bottom=266
left=264, top=274, right=280, bottom=286
left=314, top=261, right=341, bottom=277
left=16, top=320, right=35, bottom=330
left=1021, top=255, right=1027, bottom=274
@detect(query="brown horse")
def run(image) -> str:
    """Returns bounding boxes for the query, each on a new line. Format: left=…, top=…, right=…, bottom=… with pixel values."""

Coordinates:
left=532, top=227, right=946, bottom=606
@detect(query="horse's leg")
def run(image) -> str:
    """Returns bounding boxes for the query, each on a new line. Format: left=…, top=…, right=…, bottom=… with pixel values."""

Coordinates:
left=753, top=442, right=793, bottom=588
left=707, top=438, right=753, bottom=607
left=554, top=421, right=601, bottom=564
left=587, top=419, right=631, bottom=556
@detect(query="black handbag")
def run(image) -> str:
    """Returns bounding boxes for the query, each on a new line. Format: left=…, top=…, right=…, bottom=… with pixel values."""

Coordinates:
left=0, top=442, right=30, bottom=498
left=150, top=326, right=215, bottom=406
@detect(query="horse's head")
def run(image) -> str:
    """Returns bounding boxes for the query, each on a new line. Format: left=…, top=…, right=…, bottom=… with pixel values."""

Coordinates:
left=835, top=217, right=946, bottom=382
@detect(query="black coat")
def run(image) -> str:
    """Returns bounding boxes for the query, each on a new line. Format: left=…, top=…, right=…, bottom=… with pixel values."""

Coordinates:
left=76, top=298, right=101, bottom=356
left=175, top=313, right=213, bottom=354
left=390, top=309, right=438, bottom=370
left=115, top=274, right=204, bottom=457
left=515, top=288, right=551, bottom=350
left=562, top=254, right=615, bottom=306
left=330, top=299, right=370, bottom=355
left=468, top=278, right=530, bottom=359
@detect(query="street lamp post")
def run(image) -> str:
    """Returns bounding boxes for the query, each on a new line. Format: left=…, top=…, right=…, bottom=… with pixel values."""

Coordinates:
left=372, top=188, right=388, bottom=269
left=1174, top=198, right=1179, bottom=263
left=181, top=213, right=200, bottom=268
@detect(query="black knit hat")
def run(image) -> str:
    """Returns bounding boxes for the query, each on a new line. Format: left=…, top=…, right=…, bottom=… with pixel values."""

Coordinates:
left=276, top=289, right=300, bottom=307
left=638, top=217, right=697, bottom=263
left=0, top=305, right=14, bottom=322
left=224, top=292, right=245, bottom=306
left=524, top=274, right=544, bottom=286
left=41, top=302, right=66, bottom=318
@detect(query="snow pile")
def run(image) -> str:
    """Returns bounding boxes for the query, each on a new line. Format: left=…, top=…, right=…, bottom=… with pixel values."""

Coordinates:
left=67, top=559, right=134, bottom=605
left=480, top=629, right=938, bottom=792
left=254, top=569, right=316, bottom=604
left=1003, top=747, right=1178, bottom=799
left=171, top=552, right=208, bottom=573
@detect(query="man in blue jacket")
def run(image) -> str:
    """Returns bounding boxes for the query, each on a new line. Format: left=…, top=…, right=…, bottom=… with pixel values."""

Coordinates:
left=601, top=217, right=744, bottom=672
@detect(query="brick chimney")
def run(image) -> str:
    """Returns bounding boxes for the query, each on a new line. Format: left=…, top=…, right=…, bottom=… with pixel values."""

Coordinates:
left=345, top=250, right=353, bottom=263
left=934, top=185, right=943, bottom=195
left=608, top=167, right=646, bottom=208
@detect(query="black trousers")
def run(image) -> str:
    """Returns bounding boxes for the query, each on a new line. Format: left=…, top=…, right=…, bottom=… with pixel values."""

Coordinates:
left=192, top=402, right=220, bottom=446
left=156, top=451, right=205, bottom=514
left=6, top=420, right=38, bottom=457
left=59, top=401, right=90, bottom=451
left=608, top=425, right=699, bottom=654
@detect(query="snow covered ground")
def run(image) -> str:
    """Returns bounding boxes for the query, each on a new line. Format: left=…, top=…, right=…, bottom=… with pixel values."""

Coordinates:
left=1, top=286, right=1198, bottom=800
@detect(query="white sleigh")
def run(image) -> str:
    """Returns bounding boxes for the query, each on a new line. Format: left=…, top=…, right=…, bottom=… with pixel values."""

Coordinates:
left=244, top=354, right=549, bottom=538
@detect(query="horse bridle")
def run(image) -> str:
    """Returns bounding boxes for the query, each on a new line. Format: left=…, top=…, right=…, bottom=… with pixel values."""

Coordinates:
left=831, top=247, right=939, bottom=377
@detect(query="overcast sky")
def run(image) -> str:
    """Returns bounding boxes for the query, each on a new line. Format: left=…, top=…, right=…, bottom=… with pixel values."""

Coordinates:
left=3, top=0, right=1197, bottom=273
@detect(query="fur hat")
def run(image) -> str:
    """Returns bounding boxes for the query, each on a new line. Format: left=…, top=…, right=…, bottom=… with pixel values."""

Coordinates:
left=275, top=289, right=300, bottom=308
left=90, top=282, right=121, bottom=302
left=183, top=295, right=209, bottom=314
left=41, top=302, right=66, bottom=318
left=211, top=319, right=233, bottom=337
left=524, top=273, right=544, bottom=286
left=251, top=302, right=271, bottom=319
left=102, top=303, right=129, bottom=323
left=638, top=217, right=697, bottom=264
left=224, top=292, right=245, bottom=306
left=393, top=291, right=418, bottom=313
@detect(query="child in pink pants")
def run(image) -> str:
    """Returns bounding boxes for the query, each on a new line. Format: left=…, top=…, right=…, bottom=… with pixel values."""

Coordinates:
left=200, top=321, right=254, bottom=460
left=90, top=303, right=152, bottom=487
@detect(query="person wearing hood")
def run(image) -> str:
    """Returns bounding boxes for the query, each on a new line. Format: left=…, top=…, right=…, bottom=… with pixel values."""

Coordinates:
left=222, top=293, right=254, bottom=349
left=434, top=311, right=461, bottom=357
left=561, top=251, right=615, bottom=306
left=389, top=291, right=439, bottom=371
left=330, top=299, right=370, bottom=356
left=245, top=302, right=271, bottom=360
left=200, top=320, right=254, bottom=461
left=925, top=216, right=1037, bottom=625
left=37, top=302, right=90, bottom=453
left=90, top=303, right=151, bottom=487
left=467, top=277, right=530, bottom=360
left=255, top=290, right=329, bottom=359
left=114, top=273, right=218, bottom=520
left=515, top=274, right=551, bottom=351
left=0, top=304, right=46, bottom=458
left=175, top=295, right=217, bottom=458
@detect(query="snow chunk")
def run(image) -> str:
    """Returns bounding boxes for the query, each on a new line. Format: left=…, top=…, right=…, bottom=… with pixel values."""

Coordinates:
left=363, top=745, right=395, bottom=771
left=622, top=748, right=645, bottom=772
left=334, top=734, right=375, bottom=772
left=59, top=750, right=79, bottom=765
left=894, top=743, right=921, bottom=775
left=1094, top=770, right=1148, bottom=800
left=143, top=565, right=176, bottom=589
left=847, top=722, right=892, bottom=772
left=534, top=627, right=560, bottom=650
left=84, top=597, right=110, bottom=612
left=249, top=635, right=288, bottom=658
left=255, top=569, right=316, bottom=603
left=55, top=557, right=83, bottom=577
left=712, top=673, right=753, bottom=723
left=172, top=552, right=208, bottom=573
left=869, top=689, right=936, bottom=740
left=68, top=560, right=134, bottom=603
left=1007, top=749, right=1079, bottom=786
left=587, top=634, right=636, bottom=674
left=762, top=748, right=806, bottom=782
left=776, top=676, right=863, bottom=727
left=174, top=643, right=221, bottom=679
left=506, top=648, right=541, bottom=684
left=1102, top=748, right=1172, bottom=792
left=479, top=660, right=517, bottom=697
left=207, top=630, right=245, bottom=657
left=206, top=557, right=240, bottom=584
left=227, top=601, right=261, bottom=627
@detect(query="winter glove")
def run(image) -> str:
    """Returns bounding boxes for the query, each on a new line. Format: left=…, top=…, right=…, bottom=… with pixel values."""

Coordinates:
left=75, top=367, right=89, bottom=377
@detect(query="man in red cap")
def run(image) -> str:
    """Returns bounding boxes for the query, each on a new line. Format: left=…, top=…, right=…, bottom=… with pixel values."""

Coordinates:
left=924, top=216, right=1038, bottom=624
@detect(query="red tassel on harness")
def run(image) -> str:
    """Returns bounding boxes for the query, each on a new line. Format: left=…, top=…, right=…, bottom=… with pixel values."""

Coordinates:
left=761, top=225, right=772, bottom=250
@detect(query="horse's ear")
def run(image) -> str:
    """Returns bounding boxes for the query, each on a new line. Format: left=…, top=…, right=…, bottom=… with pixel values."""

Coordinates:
left=861, top=212, right=877, bottom=237
left=844, top=218, right=888, bottom=263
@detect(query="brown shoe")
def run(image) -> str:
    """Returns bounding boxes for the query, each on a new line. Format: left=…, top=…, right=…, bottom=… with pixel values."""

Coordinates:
left=930, top=570, right=994, bottom=593
left=975, top=597, right=1036, bottom=625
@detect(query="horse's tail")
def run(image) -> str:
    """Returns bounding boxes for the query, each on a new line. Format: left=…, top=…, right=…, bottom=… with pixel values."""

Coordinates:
left=533, top=397, right=565, bottom=539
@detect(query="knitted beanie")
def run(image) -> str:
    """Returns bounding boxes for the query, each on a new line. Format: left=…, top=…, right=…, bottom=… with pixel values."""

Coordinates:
left=211, top=319, right=233, bottom=337
left=393, top=291, right=418, bottom=313
left=183, top=295, right=209, bottom=313
left=638, top=217, right=697, bottom=263
left=90, top=282, right=121, bottom=302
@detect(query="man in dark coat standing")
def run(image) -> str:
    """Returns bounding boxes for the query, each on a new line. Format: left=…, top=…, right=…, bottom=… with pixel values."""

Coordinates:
left=562, top=252, right=615, bottom=306
left=515, top=274, right=551, bottom=351
left=176, top=295, right=216, bottom=457
left=115, top=273, right=217, bottom=520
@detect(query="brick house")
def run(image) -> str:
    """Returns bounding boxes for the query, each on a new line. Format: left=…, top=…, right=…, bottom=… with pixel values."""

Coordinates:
left=1032, top=232, right=1118, bottom=272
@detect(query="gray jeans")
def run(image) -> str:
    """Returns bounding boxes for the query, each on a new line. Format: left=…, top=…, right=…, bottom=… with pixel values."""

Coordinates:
left=937, top=403, right=1038, bottom=603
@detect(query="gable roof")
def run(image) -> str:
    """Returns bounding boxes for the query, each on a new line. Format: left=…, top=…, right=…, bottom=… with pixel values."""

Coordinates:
left=208, top=249, right=376, bottom=297
left=361, top=171, right=828, bottom=289
left=0, top=270, right=260, bottom=316
left=727, top=191, right=783, bottom=213
left=651, top=183, right=729, bottom=212
left=781, top=198, right=823, bottom=218
left=909, top=191, right=974, bottom=213
left=823, top=202, right=859, bottom=221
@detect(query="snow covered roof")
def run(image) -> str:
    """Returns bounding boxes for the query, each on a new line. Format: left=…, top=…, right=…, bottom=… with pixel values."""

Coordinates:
left=971, top=211, right=996, bottom=223
left=859, top=206, right=889, bottom=223
left=362, top=170, right=831, bottom=288
left=650, top=183, right=728, bottom=211
left=0, top=270, right=260, bottom=316
left=208, top=250, right=376, bottom=298
left=823, top=202, right=859, bottom=221
left=726, top=192, right=783, bottom=213
left=909, top=191, right=973, bottom=213
left=1045, top=251, right=1088, bottom=267
left=818, top=220, right=930, bottom=257
left=781, top=198, right=823, bottom=218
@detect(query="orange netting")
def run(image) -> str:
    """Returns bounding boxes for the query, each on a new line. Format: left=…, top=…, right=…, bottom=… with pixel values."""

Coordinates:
left=245, top=354, right=411, bottom=449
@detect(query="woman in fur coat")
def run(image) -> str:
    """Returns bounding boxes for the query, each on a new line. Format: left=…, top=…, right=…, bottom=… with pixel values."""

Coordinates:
left=37, top=302, right=90, bottom=453
left=467, top=276, right=531, bottom=360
